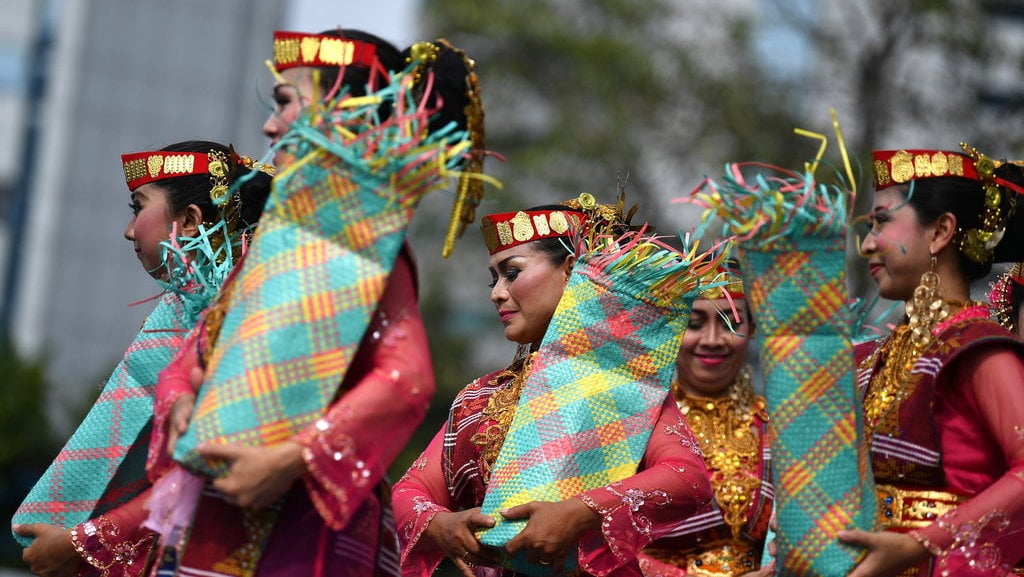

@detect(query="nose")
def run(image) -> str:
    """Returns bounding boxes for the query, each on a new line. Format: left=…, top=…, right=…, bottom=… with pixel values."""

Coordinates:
left=860, top=230, right=878, bottom=254
left=123, top=219, right=135, bottom=241
left=703, top=315, right=734, bottom=347
left=262, top=113, right=282, bottom=144
left=490, top=280, right=508, bottom=306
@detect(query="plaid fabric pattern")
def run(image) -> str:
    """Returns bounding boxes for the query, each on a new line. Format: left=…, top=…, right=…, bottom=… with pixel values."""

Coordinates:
left=693, top=162, right=875, bottom=576
left=174, top=74, right=470, bottom=473
left=477, top=236, right=713, bottom=575
left=741, top=240, right=875, bottom=576
left=13, top=293, right=188, bottom=543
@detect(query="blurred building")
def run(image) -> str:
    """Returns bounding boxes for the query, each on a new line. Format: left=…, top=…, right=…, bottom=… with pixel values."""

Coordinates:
left=0, top=0, right=284, bottom=423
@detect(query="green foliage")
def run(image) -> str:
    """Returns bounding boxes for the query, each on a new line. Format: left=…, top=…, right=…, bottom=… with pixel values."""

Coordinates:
left=0, top=340, right=59, bottom=567
left=0, top=342, right=56, bottom=466
left=419, top=0, right=809, bottom=230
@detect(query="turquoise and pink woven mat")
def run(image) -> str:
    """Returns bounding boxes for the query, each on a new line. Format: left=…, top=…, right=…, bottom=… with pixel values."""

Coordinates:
left=478, top=231, right=724, bottom=575
left=13, top=293, right=188, bottom=544
left=13, top=204, right=256, bottom=544
left=691, top=161, right=876, bottom=576
left=174, top=68, right=476, bottom=474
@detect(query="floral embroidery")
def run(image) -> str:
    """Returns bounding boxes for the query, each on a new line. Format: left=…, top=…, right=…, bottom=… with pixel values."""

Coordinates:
left=70, top=517, right=155, bottom=577
left=580, top=481, right=671, bottom=563
left=399, top=496, right=449, bottom=563
left=929, top=510, right=1015, bottom=575
left=664, top=418, right=704, bottom=456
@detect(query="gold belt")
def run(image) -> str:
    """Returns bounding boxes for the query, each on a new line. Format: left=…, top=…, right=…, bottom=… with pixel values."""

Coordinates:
left=644, top=541, right=759, bottom=577
left=876, top=484, right=965, bottom=530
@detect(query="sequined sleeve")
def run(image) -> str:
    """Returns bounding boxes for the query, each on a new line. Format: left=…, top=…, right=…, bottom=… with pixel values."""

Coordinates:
left=577, top=395, right=713, bottom=576
left=911, top=346, right=1024, bottom=573
left=70, top=489, right=156, bottom=577
left=392, top=427, right=452, bottom=576
left=294, top=256, right=435, bottom=531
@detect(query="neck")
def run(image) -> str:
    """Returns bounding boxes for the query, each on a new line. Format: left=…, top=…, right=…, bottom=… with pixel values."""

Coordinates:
left=677, top=383, right=731, bottom=400
left=674, top=366, right=751, bottom=401
left=932, top=253, right=972, bottom=303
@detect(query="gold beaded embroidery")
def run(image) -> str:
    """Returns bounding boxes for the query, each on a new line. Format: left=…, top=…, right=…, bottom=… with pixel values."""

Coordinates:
left=675, top=366, right=766, bottom=540
left=862, top=300, right=974, bottom=436
left=470, top=353, right=536, bottom=481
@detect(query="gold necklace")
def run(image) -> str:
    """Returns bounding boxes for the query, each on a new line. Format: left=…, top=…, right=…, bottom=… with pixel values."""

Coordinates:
left=675, top=366, right=765, bottom=540
left=861, top=325, right=918, bottom=434
left=862, top=300, right=975, bottom=435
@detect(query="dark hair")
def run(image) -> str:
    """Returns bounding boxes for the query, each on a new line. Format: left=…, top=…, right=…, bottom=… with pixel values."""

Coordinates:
left=156, top=140, right=273, bottom=230
left=310, top=33, right=479, bottom=150
left=401, top=41, right=476, bottom=137
left=899, top=162, right=1024, bottom=281
left=313, top=29, right=404, bottom=96
left=521, top=201, right=636, bottom=265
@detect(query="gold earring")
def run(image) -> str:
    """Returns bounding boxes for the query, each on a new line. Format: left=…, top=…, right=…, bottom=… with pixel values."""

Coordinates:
left=906, top=255, right=949, bottom=348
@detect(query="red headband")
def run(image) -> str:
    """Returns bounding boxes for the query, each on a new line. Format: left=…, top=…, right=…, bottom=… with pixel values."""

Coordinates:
left=872, top=150, right=978, bottom=189
left=272, top=31, right=378, bottom=72
left=480, top=209, right=585, bottom=255
left=121, top=151, right=224, bottom=190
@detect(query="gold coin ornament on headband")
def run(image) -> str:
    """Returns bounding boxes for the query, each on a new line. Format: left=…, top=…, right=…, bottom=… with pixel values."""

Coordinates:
left=208, top=150, right=231, bottom=204
left=147, top=155, right=164, bottom=178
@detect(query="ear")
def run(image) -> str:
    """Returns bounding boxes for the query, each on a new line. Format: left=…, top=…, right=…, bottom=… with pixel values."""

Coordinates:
left=929, top=212, right=958, bottom=255
left=178, top=204, right=205, bottom=237
left=561, top=254, right=576, bottom=282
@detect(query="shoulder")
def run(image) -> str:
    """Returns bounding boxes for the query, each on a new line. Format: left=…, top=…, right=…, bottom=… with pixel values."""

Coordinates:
left=450, top=364, right=517, bottom=413
left=935, top=309, right=1022, bottom=359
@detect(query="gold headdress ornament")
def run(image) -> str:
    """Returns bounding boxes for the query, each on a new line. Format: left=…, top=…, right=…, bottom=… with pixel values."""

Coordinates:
left=406, top=39, right=493, bottom=258
left=872, top=145, right=1024, bottom=264
left=480, top=208, right=584, bottom=255
left=957, top=143, right=1023, bottom=264
left=479, top=193, right=640, bottom=255
left=271, top=31, right=379, bottom=73
left=700, top=260, right=744, bottom=300
left=121, top=148, right=274, bottom=205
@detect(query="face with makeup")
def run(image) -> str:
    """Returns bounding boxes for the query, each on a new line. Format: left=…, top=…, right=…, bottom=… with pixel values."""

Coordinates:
left=488, top=241, right=574, bottom=347
left=262, top=67, right=317, bottom=158
left=123, top=183, right=196, bottom=279
left=675, top=298, right=752, bottom=398
left=861, top=186, right=937, bottom=302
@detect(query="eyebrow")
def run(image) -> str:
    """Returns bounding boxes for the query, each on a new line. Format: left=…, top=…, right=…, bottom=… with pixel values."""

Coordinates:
left=489, top=254, right=526, bottom=272
left=272, top=83, right=297, bottom=98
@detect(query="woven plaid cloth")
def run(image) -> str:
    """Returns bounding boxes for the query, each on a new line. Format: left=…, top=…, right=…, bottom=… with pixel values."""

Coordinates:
left=13, top=217, right=250, bottom=545
left=477, top=232, right=723, bottom=575
left=693, top=163, right=876, bottom=576
left=174, top=73, right=472, bottom=474
left=13, top=293, right=188, bottom=544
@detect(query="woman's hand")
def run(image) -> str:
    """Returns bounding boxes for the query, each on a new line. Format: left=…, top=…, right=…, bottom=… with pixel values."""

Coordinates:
left=13, top=524, right=80, bottom=577
left=165, top=364, right=204, bottom=457
left=502, top=498, right=601, bottom=573
left=424, top=508, right=497, bottom=577
left=839, top=529, right=930, bottom=577
left=166, top=392, right=195, bottom=456
left=197, top=441, right=306, bottom=508
left=740, top=562, right=775, bottom=577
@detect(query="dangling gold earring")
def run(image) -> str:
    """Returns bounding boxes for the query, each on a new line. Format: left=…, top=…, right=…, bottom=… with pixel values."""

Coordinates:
left=906, top=255, right=949, bottom=348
